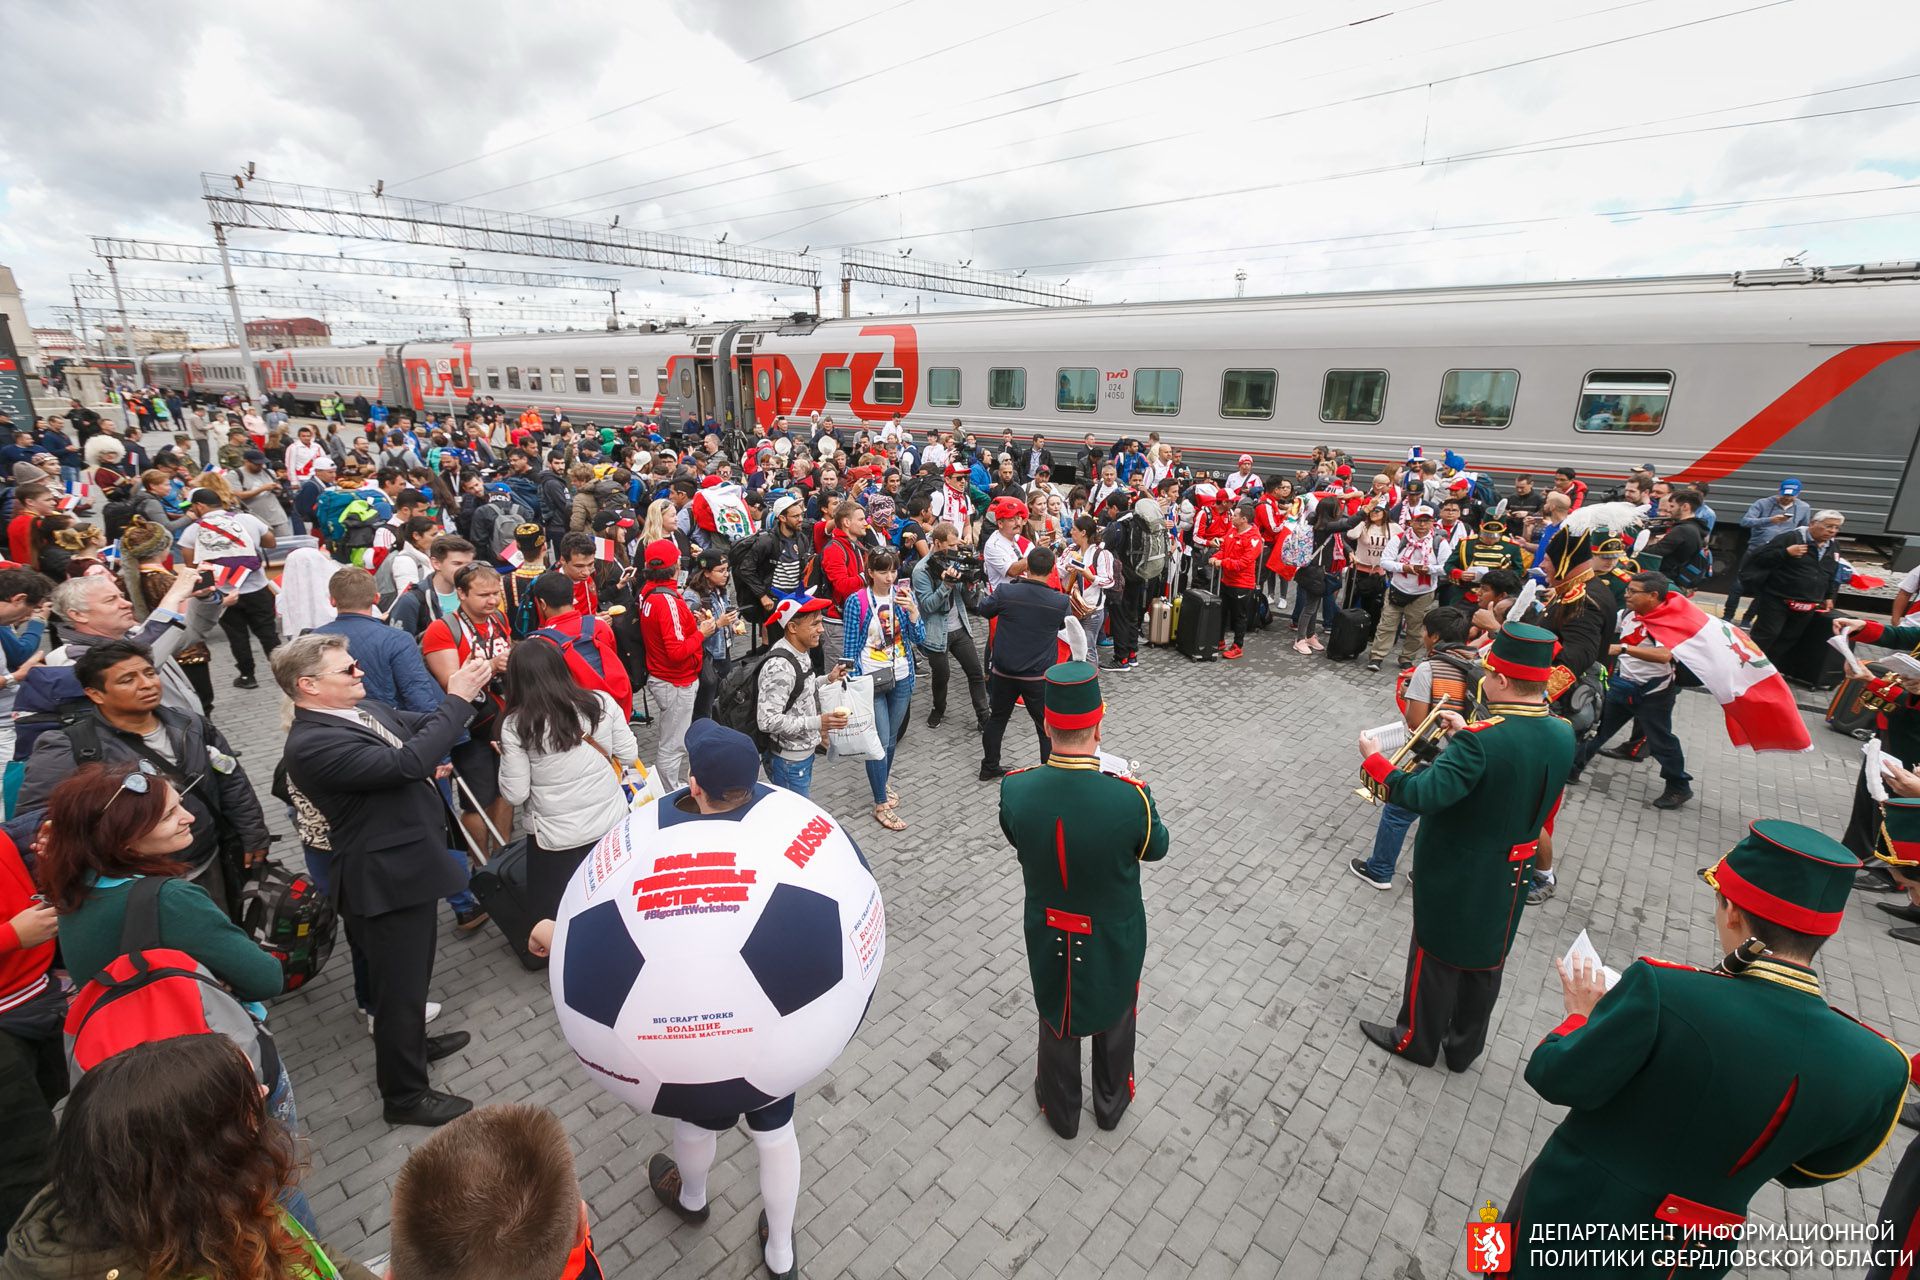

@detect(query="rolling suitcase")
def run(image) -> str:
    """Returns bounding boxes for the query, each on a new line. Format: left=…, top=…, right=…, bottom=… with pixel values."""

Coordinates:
left=1827, top=660, right=1893, bottom=739
left=1326, top=606, right=1370, bottom=661
left=1148, top=595, right=1173, bottom=645
left=1175, top=589, right=1223, bottom=660
left=452, top=773, right=547, bottom=972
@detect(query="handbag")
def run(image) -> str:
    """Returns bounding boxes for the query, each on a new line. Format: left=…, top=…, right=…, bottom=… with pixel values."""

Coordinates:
left=1295, top=539, right=1332, bottom=597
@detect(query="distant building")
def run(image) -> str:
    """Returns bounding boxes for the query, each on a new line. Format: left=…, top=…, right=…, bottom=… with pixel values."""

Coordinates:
left=32, top=328, right=83, bottom=358
left=246, top=316, right=331, bottom=347
left=102, top=325, right=193, bottom=355
left=0, top=266, right=43, bottom=374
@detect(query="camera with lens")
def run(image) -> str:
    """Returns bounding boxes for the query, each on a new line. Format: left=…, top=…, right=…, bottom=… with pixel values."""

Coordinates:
left=929, top=549, right=987, bottom=588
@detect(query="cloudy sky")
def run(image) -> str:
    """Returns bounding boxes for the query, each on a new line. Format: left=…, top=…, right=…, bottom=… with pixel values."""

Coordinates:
left=3, top=0, right=1916, bottom=345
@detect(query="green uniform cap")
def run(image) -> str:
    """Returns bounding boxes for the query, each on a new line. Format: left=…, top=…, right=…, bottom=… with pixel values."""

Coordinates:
left=1700, top=819, right=1862, bottom=936
left=1043, top=660, right=1103, bottom=730
left=1878, top=796, right=1920, bottom=867
left=1486, top=621, right=1559, bottom=682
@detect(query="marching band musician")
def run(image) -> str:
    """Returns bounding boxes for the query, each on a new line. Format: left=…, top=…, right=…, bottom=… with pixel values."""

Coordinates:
left=1503, top=820, right=1910, bottom=1280
left=1353, top=623, right=1574, bottom=1071
left=1444, top=519, right=1527, bottom=608
left=1864, top=797, right=1920, bottom=1279
left=1832, top=612, right=1920, bottom=903
left=1001, top=662, right=1171, bottom=1139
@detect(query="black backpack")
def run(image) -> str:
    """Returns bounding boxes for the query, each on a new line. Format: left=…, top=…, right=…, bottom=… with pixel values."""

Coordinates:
left=102, top=493, right=140, bottom=544
left=714, top=648, right=805, bottom=753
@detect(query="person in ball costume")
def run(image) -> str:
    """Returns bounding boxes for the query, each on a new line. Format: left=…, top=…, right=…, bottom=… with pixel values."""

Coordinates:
left=1001, top=660, right=1171, bottom=1139
left=529, top=720, right=819, bottom=1280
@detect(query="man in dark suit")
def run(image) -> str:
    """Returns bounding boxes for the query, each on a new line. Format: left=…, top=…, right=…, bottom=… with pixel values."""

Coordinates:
left=276, top=632, right=495, bottom=1126
left=1020, top=434, right=1057, bottom=484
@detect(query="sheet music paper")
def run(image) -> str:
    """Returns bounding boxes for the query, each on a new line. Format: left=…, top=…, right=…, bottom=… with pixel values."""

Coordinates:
left=1865, top=740, right=1905, bottom=803
left=1365, top=721, right=1409, bottom=754
left=1830, top=631, right=1868, bottom=678
left=1562, top=929, right=1622, bottom=990
left=1884, top=654, right=1920, bottom=681
left=1097, top=750, right=1139, bottom=777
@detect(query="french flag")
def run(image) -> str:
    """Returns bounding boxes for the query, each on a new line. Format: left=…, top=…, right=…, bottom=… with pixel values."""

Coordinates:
left=499, top=542, right=525, bottom=569
left=594, top=536, right=617, bottom=562
left=1636, top=592, right=1811, bottom=753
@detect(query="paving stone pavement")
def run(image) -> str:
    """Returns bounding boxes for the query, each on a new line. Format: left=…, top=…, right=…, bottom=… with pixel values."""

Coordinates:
left=196, top=605, right=1915, bottom=1280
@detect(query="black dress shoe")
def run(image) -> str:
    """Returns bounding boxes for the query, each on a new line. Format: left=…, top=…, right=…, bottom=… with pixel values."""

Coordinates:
left=927, top=710, right=944, bottom=729
left=1890, top=926, right=1920, bottom=947
left=1903, top=1101, right=1920, bottom=1131
left=383, top=1089, right=473, bottom=1127
left=979, top=763, right=1009, bottom=781
left=1877, top=901, right=1920, bottom=925
left=1358, top=1019, right=1400, bottom=1055
left=1858, top=870, right=1902, bottom=893
left=233, top=674, right=258, bottom=690
left=648, top=1154, right=711, bottom=1225
left=425, top=1031, right=470, bottom=1062
left=1651, top=786, right=1693, bottom=811
left=1600, top=743, right=1643, bottom=761
left=760, top=1209, right=798, bottom=1279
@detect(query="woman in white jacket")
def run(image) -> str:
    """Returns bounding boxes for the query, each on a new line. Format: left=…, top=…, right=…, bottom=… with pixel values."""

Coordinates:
left=497, top=638, right=639, bottom=918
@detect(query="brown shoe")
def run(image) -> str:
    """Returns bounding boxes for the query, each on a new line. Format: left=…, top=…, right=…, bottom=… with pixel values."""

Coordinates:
left=647, top=1154, right=710, bottom=1225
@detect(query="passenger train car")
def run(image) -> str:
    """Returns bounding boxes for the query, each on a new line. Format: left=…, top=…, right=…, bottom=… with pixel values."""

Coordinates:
left=144, top=264, right=1920, bottom=537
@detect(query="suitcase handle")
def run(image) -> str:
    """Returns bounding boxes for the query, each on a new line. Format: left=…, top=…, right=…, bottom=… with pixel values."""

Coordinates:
left=448, top=769, right=506, bottom=867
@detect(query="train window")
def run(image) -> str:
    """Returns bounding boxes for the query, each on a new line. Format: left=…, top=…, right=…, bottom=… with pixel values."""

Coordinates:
left=527, top=369, right=543, bottom=392
left=988, top=368, right=1026, bottom=410
left=549, top=367, right=564, bottom=393
left=928, top=367, right=961, bottom=407
left=450, top=365, right=465, bottom=390
left=679, top=368, right=693, bottom=397
left=1437, top=369, right=1518, bottom=429
left=506, top=367, right=522, bottom=390
left=628, top=368, right=642, bottom=396
left=1320, top=370, right=1387, bottom=424
left=1056, top=367, right=1098, bottom=413
left=872, top=367, right=904, bottom=406
left=658, top=369, right=670, bottom=395
left=1220, top=369, right=1276, bottom=419
left=756, top=369, right=772, bottom=401
left=600, top=368, right=617, bottom=395
left=1574, top=371, right=1671, bottom=434
left=1132, top=368, right=1182, bottom=416
left=574, top=369, right=591, bottom=394
left=824, top=367, right=852, bottom=403
left=486, top=367, right=500, bottom=390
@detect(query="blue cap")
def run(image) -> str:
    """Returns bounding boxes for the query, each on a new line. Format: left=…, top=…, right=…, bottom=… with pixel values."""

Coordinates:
left=1780, top=478, right=1802, bottom=496
left=1443, top=449, right=1465, bottom=470
left=684, top=719, right=760, bottom=796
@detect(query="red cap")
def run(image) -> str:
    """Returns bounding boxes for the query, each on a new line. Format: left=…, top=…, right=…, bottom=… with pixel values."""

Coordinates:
left=643, top=539, right=680, bottom=568
left=699, top=474, right=724, bottom=489
left=1335, top=465, right=1352, bottom=479
left=946, top=460, right=969, bottom=476
left=988, top=496, right=1029, bottom=522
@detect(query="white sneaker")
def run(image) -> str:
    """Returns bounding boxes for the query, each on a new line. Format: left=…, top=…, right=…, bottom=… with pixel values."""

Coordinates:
left=365, top=1001, right=442, bottom=1034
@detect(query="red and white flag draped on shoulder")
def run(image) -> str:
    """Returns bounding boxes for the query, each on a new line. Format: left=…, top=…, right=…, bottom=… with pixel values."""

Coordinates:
left=1636, top=592, right=1811, bottom=752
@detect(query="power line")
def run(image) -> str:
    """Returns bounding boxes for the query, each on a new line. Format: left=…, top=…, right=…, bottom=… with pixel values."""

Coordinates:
left=619, top=0, right=1799, bottom=237
left=839, top=92, right=1920, bottom=249
left=391, top=0, right=925, bottom=190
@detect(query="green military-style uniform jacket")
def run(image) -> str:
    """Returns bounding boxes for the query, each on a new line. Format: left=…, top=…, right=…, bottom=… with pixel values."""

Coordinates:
left=1001, top=752, right=1170, bottom=1037
left=1851, top=619, right=1920, bottom=761
left=1364, top=702, right=1574, bottom=969
left=1447, top=536, right=1527, bottom=585
left=1510, top=955, right=1910, bottom=1278
left=1595, top=566, right=1634, bottom=615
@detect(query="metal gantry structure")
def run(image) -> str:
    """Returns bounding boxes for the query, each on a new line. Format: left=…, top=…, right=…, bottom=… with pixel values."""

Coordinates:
left=838, top=249, right=1089, bottom=315
left=90, top=238, right=619, bottom=292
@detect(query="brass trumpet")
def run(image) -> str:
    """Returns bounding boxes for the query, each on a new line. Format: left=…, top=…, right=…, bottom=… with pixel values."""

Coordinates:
left=1355, top=705, right=1456, bottom=804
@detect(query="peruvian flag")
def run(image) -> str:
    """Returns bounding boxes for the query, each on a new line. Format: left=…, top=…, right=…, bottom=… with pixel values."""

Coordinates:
left=1637, top=592, right=1811, bottom=752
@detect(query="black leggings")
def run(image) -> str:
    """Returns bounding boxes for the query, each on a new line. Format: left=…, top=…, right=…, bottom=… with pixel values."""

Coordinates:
left=1223, top=585, right=1257, bottom=646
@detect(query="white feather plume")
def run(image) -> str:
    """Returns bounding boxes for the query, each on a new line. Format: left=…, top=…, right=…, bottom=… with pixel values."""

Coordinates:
left=1560, top=501, right=1647, bottom=539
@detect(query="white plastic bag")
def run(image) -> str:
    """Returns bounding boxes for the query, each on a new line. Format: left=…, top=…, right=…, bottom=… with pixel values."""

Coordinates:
left=622, top=759, right=670, bottom=812
left=822, top=674, right=886, bottom=761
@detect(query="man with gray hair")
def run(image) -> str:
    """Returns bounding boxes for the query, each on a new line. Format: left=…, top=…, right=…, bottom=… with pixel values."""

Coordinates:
left=45, top=572, right=202, bottom=715
left=279, top=632, right=495, bottom=1127
left=1746, top=507, right=1846, bottom=668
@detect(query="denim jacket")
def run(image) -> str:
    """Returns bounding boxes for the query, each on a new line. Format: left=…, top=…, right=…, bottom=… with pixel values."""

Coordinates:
left=911, top=557, right=971, bottom=653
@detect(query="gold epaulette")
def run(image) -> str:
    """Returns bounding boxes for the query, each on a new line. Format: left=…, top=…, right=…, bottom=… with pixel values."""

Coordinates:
left=1545, top=665, right=1578, bottom=701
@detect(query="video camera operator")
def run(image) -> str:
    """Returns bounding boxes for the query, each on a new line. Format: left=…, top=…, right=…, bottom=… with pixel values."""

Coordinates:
left=913, top=523, right=990, bottom=731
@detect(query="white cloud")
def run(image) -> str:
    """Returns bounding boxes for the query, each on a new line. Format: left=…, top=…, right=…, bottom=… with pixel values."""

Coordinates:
left=3, top=0, right=1916, bottom=338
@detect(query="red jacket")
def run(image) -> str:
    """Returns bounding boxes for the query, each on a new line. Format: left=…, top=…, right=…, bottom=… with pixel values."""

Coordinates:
left=535, top=608, right=633, bottom=716
left=1192, top=506, right=1232, bottom=546
left=638, top=582, right=703, bottom=687
left=821, top=530, right=866, bottom=609
left=0, top=831, right=54, bottom=1016
left=1217, top=526, right=1264, bottom=589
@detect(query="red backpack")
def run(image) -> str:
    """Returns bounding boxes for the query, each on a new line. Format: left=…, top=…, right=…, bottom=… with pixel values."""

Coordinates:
left=63, top=876, right=280, bottom=1087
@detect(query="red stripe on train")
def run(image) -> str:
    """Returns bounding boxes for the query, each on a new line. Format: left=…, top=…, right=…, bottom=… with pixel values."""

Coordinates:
left=1670, top=341, right=1920, bottom=486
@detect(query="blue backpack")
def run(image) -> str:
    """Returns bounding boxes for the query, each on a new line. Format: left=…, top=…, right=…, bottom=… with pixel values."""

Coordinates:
left=534, top=615, right=607, bottom=681
left=4, top=666, right=94, bottom=819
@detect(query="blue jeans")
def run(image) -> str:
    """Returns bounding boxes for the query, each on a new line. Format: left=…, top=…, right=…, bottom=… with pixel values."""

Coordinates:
left=865, top=675, right=914, bottom=805
left=763, top=750, right=814, bottom=797
left=1362, top=802, right=1418, bottom=881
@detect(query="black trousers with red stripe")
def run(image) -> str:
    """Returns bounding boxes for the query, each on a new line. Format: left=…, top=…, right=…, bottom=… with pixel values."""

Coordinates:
left=1869, top=1133, right=1920, bottom=1280
left=1390, top=934, right=1505, bottom=1070
left=1035, top=1009, right=1135, bottom=1139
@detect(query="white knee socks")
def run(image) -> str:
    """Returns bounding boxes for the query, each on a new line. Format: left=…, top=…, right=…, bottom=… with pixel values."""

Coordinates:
left=671, top=1121, right=717, bottom=1211
left=752, top=1121, right=801, bottom=1273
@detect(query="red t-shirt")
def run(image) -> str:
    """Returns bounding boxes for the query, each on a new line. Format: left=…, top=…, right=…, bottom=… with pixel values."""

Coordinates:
left=421, top=611, right=512, bottom=720
left=6, top=512, right=36, bottom=566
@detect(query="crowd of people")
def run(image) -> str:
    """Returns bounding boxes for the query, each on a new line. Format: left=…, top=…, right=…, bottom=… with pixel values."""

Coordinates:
left=0, top=380, right=1912, bottom=1278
